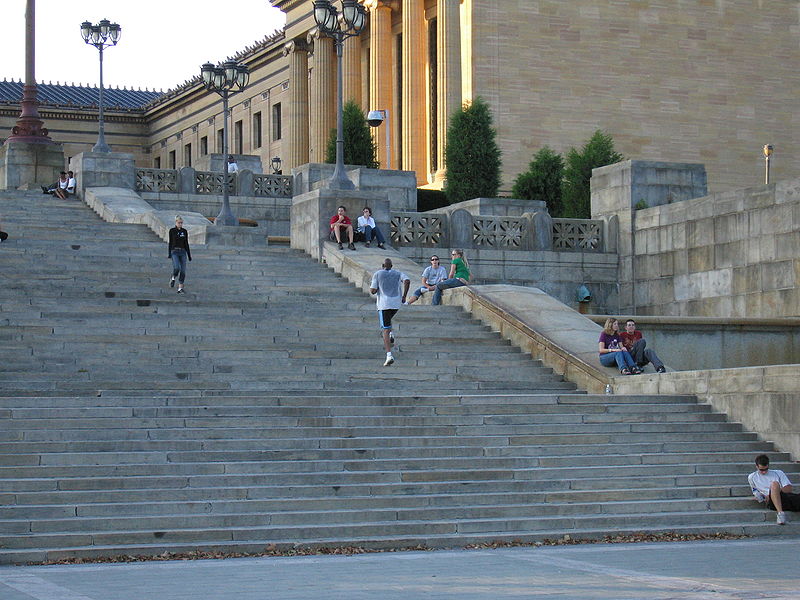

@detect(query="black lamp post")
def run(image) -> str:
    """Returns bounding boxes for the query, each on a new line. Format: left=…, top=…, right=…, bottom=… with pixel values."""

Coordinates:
left=200, top=60, right=250, bottom=226
left=271, top=156, right=282, bottom=174
left=312, top=0, right=367, bottom=190
left=80, top=19, right=121, bottom=153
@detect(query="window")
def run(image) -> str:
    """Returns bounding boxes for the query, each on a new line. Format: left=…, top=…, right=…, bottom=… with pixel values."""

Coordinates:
left=200, top=136, right=208, bottom=156
left=234, top=120, right=243, bottom=155
left=154, top=156, right=161, bottom=169
left=168, top=150, right=176, bottom=169
left=217, top=128, right=224, bottom=153
left=253, top=112, right=262, bottom=149
left=272, top=103, right=282, bottom=141
left=184, top=143, right=192, bottom=167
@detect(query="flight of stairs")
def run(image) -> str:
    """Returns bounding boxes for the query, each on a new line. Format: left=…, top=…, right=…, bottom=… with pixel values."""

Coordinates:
left=0, top=190, right=795, bottom=564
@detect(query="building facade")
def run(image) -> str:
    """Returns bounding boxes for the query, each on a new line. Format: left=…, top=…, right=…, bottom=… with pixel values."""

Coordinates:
left=2, top=1, right=799, bottom=193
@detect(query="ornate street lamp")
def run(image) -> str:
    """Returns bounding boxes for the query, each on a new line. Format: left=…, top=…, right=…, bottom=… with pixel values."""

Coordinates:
left=763, top=144, right=774, bottom=185
left=271, top=156, right=283, bottom=174
left=200, top=60, right=250, bottom=226
left=80, top=18, right=121, bottom=153
left=312, top=0, right=368, bottom=190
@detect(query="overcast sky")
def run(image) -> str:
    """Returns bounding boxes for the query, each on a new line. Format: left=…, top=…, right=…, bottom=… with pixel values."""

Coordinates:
left=5, top=0, right=287, bottom=91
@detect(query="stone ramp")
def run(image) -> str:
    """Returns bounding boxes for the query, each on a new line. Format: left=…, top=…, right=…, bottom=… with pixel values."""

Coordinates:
left=0, top=189, right=797, bottom=563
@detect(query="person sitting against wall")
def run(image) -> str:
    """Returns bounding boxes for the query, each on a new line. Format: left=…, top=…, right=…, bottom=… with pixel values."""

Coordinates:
left=406, top=254, right=448, bottom=305
left=598, top=317, right=641, bottom=375
left=329, top=205, right=356, bottom=250
left=619, top=318, right=666, bottom=373
left=431, top=249, right=470, bottom=306
left=357, top=207, right=386, bottom=249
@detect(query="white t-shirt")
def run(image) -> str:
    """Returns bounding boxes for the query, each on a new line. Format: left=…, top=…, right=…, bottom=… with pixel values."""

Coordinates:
left=370, top=268, right=409, bottom=311
left=357, top=215, right=375, bottom=231
left=748, top=468, right=791, bottom=498
left=227, top=162, right=238, bottom=173
left=66, top=177, right=76, bottom=193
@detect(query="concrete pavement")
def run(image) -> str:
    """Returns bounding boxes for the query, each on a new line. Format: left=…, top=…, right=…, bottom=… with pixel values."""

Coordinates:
left=1, top=537, right=797, bottom=600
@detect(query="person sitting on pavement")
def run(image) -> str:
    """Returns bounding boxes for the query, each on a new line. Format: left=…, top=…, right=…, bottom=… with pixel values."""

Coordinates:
left=598, top=317, right=641, bottom=375
left=619, top=319, right=666, bottom=373
left=431, top=249, right=470, bottom=305
left=357, top=207, right=386, bottom=249
left=406, top=255, right=448, bottom=305
left=330, top=205, right=356, bottom=250
left=748, top=454, right=800, bottom=525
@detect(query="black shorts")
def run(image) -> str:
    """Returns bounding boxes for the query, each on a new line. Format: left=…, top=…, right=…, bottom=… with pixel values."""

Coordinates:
left=767, top=491, right=800, bottom=511
left=378, top=309, right=398, bottom=329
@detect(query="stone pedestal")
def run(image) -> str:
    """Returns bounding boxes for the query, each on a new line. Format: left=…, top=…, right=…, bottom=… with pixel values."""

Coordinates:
left=71, top=151, right=136, bottom=197
left=291, top=187, right=389, bottom=261
left=0, top=141, right=64, bottom=190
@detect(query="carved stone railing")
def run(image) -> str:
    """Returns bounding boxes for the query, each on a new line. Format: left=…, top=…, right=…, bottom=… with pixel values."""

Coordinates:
left=134, top=167, right=292, bottom=198
left=551, top=218, right=603, bottom=251
left=389, top=209, right=606, bottom=252
left=135, top=168, right=178, bottom=193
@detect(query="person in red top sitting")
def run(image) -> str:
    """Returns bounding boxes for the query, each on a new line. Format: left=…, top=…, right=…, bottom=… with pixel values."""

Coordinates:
left=330, top=205, right=356, bottom=250
left=619, top=319, right=666, bottom=373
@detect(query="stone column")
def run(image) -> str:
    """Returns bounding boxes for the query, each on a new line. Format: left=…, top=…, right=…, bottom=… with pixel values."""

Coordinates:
left=283, top=38, right=309, bottom=170
left=307, top=28, right=335, bottom=164
left=434, top=0, right=462, bottom=185
left=342, top=34, right=362, bottom=108
left=402, top=0, right=428, bottom=185
left=367, top=1, right=394, bottom=170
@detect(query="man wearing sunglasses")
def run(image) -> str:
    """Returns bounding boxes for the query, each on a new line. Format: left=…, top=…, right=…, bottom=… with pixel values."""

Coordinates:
left=405, top=256, right=448, bottom=305
left=748, top=454, right=800, bottom=525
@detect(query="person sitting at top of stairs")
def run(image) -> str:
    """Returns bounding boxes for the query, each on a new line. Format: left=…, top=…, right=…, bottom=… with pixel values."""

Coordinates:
left=330, top=205, right=356, bottom=251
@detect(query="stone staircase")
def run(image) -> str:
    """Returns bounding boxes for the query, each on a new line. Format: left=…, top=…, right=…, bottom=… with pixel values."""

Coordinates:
left=0, top=190, right=796, bottom=564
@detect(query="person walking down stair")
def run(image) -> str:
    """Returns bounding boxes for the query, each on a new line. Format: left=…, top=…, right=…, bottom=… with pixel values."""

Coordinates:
left=370, top=258, right=410, bottom=366
left=168, top=215, right=191, bottom=294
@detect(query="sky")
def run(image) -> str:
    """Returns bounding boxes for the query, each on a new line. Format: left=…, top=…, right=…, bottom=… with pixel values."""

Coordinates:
left=4, top=0, right=287, bottom=91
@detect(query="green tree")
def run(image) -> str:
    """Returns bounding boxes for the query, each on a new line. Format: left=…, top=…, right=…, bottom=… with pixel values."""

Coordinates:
left=562, top=130, right=624, bottom=218
left=511, top=146, right=565, bottom=216
left=444, top=97, right=502, bottom=205
left=325, top=100, right=379, bottom=168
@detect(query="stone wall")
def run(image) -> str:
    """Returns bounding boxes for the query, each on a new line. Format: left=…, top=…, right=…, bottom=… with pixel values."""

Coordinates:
left=593, top=161, right=800, bottom=318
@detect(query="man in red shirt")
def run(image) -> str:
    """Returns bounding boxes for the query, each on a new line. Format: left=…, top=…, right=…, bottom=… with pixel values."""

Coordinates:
left=330, top=205, right=356, bottom=250
left=619, top=319, right=666, bottom=373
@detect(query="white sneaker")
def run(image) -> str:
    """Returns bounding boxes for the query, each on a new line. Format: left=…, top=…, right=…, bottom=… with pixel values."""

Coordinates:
left=383, top=354, right=394, bottom=366
left=777, top=511, right=787, bottom=525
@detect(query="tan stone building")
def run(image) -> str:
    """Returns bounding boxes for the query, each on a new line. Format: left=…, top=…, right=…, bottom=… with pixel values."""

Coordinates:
left=3, top=1, right=799, bottom=192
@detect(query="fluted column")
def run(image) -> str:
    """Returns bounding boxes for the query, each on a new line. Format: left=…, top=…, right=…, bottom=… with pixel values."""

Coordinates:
left=283, top=39, right=309, bottom=169
left=367, top=0, right=394, bottom=169
left=307, top=28, right=336, bottom=164
left=434, top=0, right=462, bottom=184
left=342, top=34, right=362, bottom=108
left=402, top=0, right=428, bottom=184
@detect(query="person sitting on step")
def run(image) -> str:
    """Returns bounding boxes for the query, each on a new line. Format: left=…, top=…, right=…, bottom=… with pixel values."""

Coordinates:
left=749, top=454, right=800, bottom=525
left=356, top=207, right=386, bottom=249
left=406, top=255, right=448, bottom=305
left=598, top=318, right=640, bottom=375
left=619, top=319, right=666, bottom=373
left=329, top=205, right=356, bottom=250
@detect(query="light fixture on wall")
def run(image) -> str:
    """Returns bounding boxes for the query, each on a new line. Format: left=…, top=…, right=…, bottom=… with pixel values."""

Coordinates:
left=271, top=156, right=282, bottom=174
left=313, top=0, right=368, bottom=190
left=80, top=18, right=121, bottom=153
left=367, top=109, right=390, bottom=169
left=200, top=59, right=250, bottom=226
left=763, top=144, right=774, bottom=185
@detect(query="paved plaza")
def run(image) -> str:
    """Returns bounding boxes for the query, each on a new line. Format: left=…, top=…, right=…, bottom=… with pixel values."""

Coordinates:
left=0, top=537, right=798, bottom=600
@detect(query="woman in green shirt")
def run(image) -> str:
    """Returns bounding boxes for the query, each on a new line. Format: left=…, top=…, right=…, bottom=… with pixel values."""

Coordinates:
left=432, top=249, right=470, bottom=305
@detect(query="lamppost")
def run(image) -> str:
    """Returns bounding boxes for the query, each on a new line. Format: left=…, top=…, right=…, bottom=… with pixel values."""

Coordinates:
left=763, top=144, right=774, bottom=185
left=200, top=60, right=250, bottom=226
left=80, top=19, right=121, bottom=153
left=313, top=0, right=367, bottom=190
left=271, top=156, right=283, bottom=174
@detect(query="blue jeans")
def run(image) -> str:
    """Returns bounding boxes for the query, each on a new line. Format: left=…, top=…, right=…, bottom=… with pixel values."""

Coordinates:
left=432, top=278, right=466, bottom=305
left=171, top=249, right=187, bottom=283
left=361, top=225, right=385, bottom=244
left=599, top=350, right=636, bottom=371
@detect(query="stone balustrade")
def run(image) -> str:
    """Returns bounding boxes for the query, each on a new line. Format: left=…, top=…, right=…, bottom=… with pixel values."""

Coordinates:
left=134, top=167, right=293, bottom=198
left=389, top=209, right=606, bottom=252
